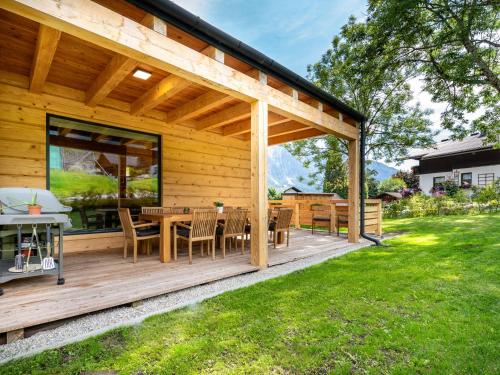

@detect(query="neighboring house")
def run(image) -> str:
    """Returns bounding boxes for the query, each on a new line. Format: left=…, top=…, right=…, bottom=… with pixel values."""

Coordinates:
left=409, top=133, right=500, bottom=195
left=376, top=192, right=403, bottom=203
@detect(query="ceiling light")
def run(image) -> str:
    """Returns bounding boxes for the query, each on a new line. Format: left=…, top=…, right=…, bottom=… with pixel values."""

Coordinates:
left=133, top=69, right=152, bottom=80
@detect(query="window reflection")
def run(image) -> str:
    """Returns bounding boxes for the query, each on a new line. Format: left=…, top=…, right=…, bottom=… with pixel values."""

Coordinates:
left=48, top=116, right=160, bottom=233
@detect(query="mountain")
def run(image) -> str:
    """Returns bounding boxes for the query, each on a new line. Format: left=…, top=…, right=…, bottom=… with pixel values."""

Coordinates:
left=367, top=161, right=398, bottom=181
left=268, top=145, right=397, bottom=193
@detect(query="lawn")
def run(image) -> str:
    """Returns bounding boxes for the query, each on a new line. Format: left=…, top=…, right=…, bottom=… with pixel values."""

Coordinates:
left=1, top=214, right=499, bottom=374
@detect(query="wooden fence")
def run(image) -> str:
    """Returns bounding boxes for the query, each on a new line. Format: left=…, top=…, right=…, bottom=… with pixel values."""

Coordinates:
left=268, top=198, right=382, bottom=236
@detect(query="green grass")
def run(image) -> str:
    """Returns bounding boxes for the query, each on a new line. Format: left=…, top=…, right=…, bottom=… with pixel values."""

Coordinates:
left=1, top=214, right=499, bottom=374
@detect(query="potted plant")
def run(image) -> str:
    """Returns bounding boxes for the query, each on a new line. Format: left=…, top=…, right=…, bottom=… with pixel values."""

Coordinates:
left=7, top=191, right=42, bottom=215
left=27, top=192, right=42, bottom=215
left=214, top=201, right=224, bottom=213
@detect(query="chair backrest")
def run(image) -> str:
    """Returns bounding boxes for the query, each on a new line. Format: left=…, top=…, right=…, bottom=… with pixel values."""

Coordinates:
left=335, top=203, right=349, bottom=218
left=118, top=208, right=135, bottom=239
left=275, top=208, right=293, bottom=230
left=311, top=204, right=331, bottom=217
left=142, top=207, right=170, bottom=214
left=224, top=209, right=248, bottom=236
left=191, top=209, right=218, bottom=239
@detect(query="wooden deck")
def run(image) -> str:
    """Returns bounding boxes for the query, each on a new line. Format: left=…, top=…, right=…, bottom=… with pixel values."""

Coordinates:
left=0, top=229, right=358, bottom=338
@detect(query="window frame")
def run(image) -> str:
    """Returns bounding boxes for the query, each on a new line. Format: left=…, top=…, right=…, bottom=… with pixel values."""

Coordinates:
left=460, top=172, right=473, bottom=188
left=46, top=114, right=162, bottom=235
left=478, top=172, right=494, bottom=187
left=433, top=176, right=445, bottom=187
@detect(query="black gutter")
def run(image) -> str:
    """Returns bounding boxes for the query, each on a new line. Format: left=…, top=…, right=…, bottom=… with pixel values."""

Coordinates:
left=360, top=120, right=382, bottom=246
left=125, top=0, right=366, bottom=123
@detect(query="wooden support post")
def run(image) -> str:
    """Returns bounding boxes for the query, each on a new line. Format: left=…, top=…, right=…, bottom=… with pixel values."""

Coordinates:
left=6, top=329, right=24, bottom=344
left=348, top=139, right=360, bottom=243
left=294, top=202, right=300, bottom=228
left=250, top=100, right=268, bottom=268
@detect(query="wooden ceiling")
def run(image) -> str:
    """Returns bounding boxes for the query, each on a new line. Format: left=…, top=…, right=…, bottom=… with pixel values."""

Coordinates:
left=0, top=1, right=355, bottom=144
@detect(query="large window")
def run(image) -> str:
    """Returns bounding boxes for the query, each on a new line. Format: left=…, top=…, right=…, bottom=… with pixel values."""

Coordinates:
left=48, top=115, right=160, bottom=233
left=478, top=173, right=494, bottom=187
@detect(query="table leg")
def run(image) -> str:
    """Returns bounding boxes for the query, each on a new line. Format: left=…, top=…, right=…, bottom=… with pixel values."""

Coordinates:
left=160, top=217, right=171, bottom=263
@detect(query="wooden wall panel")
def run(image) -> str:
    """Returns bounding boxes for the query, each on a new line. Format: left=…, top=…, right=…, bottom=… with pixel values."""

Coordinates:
left=0, top=75, right=251, bottom=252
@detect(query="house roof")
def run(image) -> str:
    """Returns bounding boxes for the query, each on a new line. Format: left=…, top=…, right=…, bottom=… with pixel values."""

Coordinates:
left=125, top=0, right=366, bottom=123
left=408, top=133, right=493, bottom=160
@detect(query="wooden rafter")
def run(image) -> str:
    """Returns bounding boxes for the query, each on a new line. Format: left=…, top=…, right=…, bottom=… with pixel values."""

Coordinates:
left=267, top=122, right=309, bottom=138
left=268, top=128, right=324, bottom=146
left=195, top=102, right=250, bottom=131
left=30, top=24, right=61, bottom=93
left=85, top=54, right=137, bottom=107
left=130, top=74, right=191, bottom=116
left=222, top=112, right=289, bottom=137
left=166, top=90, right=231, bottom=124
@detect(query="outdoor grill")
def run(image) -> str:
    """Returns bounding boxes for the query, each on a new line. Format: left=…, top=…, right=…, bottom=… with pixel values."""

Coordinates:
left=0, top=188, right=71, bottom=296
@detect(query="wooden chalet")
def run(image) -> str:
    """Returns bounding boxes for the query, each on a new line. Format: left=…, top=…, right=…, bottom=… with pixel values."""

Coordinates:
left=0, top=0, right=375, bottom=342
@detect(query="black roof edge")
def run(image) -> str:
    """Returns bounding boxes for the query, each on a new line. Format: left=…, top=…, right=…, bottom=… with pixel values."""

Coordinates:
left=125, top=0, right=366, bottom=123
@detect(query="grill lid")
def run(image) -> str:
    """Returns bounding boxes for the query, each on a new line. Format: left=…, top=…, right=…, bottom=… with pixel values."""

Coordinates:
left=0, top=188, right=72, bottom=214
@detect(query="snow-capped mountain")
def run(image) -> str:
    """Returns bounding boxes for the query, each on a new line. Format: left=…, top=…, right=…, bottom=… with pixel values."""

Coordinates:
left=268, top=145, right=397, bottom=192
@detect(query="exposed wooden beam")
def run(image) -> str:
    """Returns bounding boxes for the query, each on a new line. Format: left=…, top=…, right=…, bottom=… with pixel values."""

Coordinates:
left=141, top=13, right=167, bottom=36
left=250, top=100, right=268, bottom=268
left=130, top=75, right=191, bottom=116
left=348, top=138, right=360, bottom=243
left=5, top=0, right=358, bottom=140
left=58, top=127, right=72, bottom=136
left=268, top=128, right=324, bottom=146
left=195, top=102, right=250, bottom=131
left=166, top=90, right=231, bottom=124
left=29, top=24, right=61, bottom=93
left=201, top=45, right=225, bottom=63
left=222, top=112, right=289, bottom=137
left=268, top=122, right=309, bottom=138
left=86, top=54, right=137, bottom=107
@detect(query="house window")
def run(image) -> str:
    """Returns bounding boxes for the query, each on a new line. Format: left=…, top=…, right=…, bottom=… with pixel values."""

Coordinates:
left=461, top=172, right=473, bottom=188
left=433, top=176, right=445, bottom=187
left=47, top=115, right=160, bottom=233
left=478, top=173, right=494, bottom=187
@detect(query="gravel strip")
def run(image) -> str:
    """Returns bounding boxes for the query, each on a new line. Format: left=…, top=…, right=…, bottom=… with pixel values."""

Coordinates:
left=0, top=238, right=382, bottom=364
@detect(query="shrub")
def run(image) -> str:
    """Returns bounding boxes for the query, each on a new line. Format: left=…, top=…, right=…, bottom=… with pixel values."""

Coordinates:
left=378, top=177, right=406, bottom=193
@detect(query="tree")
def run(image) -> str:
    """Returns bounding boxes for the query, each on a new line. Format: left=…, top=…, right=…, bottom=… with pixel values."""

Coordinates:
left=393, top=170, right=419, bottom=189
left=368, top=0, right=500, bottom=144
left=378, top=177, right=406, bottom=193
left=286, top=16, right=435, bottom=194
left=268, top=187, right=282, bottom=200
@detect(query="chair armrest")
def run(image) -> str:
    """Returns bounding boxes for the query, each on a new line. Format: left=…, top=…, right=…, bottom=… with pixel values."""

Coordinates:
left=133, top=222, right=159, bottom=229
left=176, top=222, right=192, bottom=229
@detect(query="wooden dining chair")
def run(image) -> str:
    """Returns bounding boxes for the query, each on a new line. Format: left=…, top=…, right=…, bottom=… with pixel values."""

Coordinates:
left=269, top=208, right=293, bottom=248
left=118, top=208, right=160, bottom=263
left=311, top=204, right=333, bottom=235
left=217, top=209, right=248, bottom=257
left=173, top=209, right=218, bottom=264
left=335, top=204, right=349, bottom=236
left=244, top=208, right=274, bottom=242
left=170, top=207, right=187, bottom=214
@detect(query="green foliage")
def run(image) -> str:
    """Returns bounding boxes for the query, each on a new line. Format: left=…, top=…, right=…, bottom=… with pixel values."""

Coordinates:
left=267, top=187, right=282, bottom=201
left=368, top=0, right=500, bottom=144
left=378, top=177, right=406, bottom=193
left=384, top=183, right=499, bottom=218
left=393, top=170, right=419, bottom=189
left=2, top=215, right=499, bottom=374
left=441, top=179, right=460, bottom=197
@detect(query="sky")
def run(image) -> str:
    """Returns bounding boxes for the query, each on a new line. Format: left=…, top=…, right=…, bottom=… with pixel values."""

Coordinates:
left=171, top=0, right=449, bottom=170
